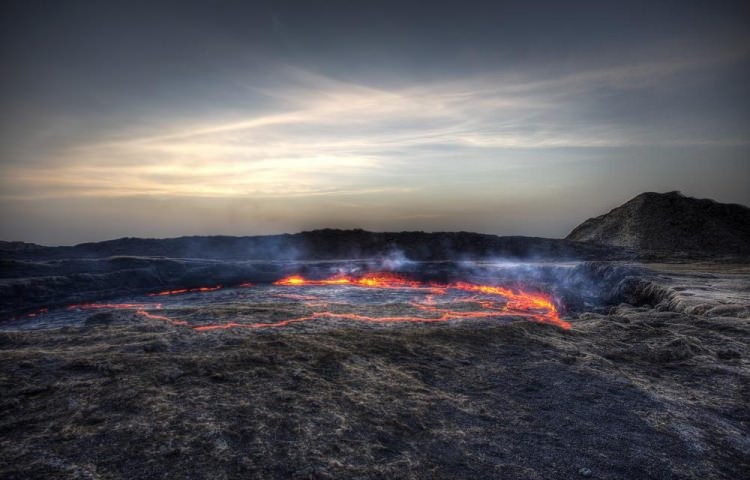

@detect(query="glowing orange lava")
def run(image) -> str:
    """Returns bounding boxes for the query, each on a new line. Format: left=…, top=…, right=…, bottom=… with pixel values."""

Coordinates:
left=24, top=307, right=49, bottom=318
left=246, top=273, right=567, bottom=330
left=28, top=273, right=568, bottom=332
left=136, top=309, right=188, bottom=326
left=148, top=285, right=222, bottom=296
left=273, top=272, right=422, bottom=288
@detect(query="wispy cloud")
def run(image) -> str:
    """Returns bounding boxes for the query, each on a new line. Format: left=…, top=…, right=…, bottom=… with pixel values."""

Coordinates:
left=2, top=49, right=747, bottom=201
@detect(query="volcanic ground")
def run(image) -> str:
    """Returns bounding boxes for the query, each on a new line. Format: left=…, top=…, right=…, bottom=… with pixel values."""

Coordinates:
left=1, top=260, right=749, bottom=479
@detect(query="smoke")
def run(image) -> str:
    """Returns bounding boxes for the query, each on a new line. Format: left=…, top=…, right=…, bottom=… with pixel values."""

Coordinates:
left=1, top=230, right=646, bottom=318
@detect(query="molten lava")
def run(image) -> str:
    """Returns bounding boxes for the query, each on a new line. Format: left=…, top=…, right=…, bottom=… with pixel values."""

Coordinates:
left=244, top=273, right=567, bottom=329
left=273, top=272, right=423, bottom=288
left=148, top=285, right=222, bottom=296
left=24, top=272, right=569, bottom=332
left=21, top=307, right=49, bottom=319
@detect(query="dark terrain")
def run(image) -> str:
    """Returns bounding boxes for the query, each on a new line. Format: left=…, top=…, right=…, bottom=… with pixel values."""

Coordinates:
left=1, top=229, right=623, bottom=262
left=1, top=192, right=749, bottom=479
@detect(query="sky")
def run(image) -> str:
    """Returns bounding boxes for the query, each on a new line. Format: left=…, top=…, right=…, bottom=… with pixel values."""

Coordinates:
left=0, top=0, right=748, bottom=245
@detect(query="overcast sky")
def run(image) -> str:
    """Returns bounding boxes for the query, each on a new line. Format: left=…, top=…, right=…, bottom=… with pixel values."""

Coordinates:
left=1, top=0, right=748, bottom=245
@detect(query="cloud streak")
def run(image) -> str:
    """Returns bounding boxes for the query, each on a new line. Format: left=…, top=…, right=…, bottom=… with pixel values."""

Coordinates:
left=3, top=49, right=747, bottom=201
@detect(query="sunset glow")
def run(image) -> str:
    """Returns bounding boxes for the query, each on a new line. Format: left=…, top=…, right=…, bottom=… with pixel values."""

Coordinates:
left=1, top=2, right=747, bottom=244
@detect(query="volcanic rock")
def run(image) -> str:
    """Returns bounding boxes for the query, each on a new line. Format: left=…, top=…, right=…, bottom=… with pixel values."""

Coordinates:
left=566, top=191, right=750, bottom=257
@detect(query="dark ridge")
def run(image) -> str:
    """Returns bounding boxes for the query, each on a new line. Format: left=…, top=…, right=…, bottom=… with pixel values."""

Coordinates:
left=566, top=191, right=750, bottom=258
left=0, top=241, right=45, bottom=252
left=0, top=229, right=628, bottom=262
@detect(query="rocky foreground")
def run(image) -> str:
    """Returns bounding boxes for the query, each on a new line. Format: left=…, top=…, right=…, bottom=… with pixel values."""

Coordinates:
left=1, top=263, right=748, bottom=479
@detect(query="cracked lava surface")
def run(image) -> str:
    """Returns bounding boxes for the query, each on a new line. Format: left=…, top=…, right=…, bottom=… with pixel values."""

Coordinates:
left=5, top=272, right=569, bottom=331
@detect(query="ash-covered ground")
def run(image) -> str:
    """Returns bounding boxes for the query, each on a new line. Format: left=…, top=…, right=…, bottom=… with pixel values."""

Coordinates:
left=1, top=261, right=749, bottom=479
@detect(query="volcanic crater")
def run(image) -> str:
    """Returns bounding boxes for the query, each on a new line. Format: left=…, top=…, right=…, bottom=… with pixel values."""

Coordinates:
left=1, top=193, right=749, bottom=480
left=6, top=267, right=570, bottom=333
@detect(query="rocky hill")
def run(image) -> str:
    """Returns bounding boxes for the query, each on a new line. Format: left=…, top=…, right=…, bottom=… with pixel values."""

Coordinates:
left=567, top=192, right=750, bottom=257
